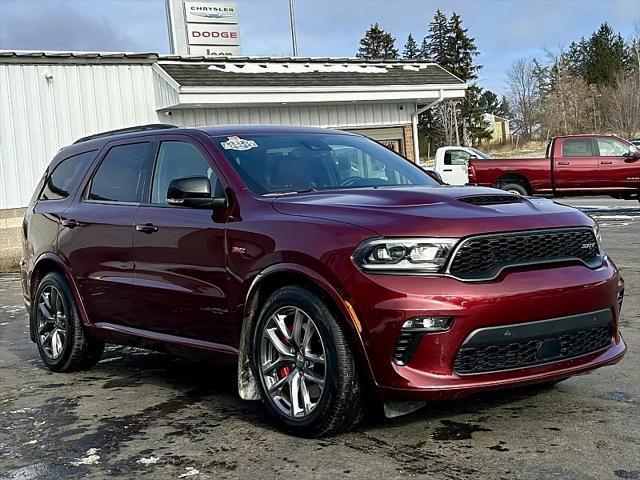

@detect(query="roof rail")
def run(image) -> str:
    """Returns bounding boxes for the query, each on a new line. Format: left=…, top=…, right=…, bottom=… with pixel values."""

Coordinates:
left=73, top=124, right=178, bottom=144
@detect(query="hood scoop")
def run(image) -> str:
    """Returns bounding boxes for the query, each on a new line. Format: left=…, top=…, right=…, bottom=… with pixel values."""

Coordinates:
left=457, top=194, right=522, bottom=206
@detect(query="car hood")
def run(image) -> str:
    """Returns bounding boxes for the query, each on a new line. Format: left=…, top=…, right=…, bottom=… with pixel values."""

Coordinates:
left=272, top=186, right=593, bottom=237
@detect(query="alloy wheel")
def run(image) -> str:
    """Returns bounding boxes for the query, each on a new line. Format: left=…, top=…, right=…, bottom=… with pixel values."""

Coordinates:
left=37, top=285, right=67, bottom=360
left=259, top=306, right=326, bottom=419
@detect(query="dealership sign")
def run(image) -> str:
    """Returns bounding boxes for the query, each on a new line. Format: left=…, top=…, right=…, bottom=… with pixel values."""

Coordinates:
left=187, top=24, right=240, bottom=46
left=184, top=1, right=238, bottom=23
left=166, top=0, right=241, bottom=55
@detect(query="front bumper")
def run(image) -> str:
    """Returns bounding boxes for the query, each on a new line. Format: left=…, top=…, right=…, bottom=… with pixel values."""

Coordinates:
left=348, top=256, right=626, bottom=400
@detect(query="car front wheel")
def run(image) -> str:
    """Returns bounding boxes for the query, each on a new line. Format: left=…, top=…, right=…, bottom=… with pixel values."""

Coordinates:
left=252, top=286, right=364, bottom=437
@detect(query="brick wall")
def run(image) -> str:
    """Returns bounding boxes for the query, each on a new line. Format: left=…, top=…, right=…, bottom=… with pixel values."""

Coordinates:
left=0, top=208, right=26, bottom=272
left=403, top=124, right=415, bottom=161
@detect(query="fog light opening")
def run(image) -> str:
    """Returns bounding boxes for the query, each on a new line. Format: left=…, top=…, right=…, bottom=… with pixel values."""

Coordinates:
left=393, top=317, right=454, bottom=365
left=401, top=316, right=453, bottom=332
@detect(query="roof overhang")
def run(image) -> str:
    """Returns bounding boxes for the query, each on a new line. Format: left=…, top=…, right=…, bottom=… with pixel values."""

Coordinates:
left=152, top=60, right=467, bottom=110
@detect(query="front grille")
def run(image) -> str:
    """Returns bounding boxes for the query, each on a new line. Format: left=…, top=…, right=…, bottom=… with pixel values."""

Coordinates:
left=448, top=228, right=601, bottom=281
left=453, top=309, right=613, bottom=375
left=458, top=194, right=522, bottom=206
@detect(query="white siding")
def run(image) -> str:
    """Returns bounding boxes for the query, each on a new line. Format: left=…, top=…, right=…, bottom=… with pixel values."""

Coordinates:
left=0, top=61, right=415, bottom=209
left=168, top=103, right=414, bottom=129
left=0, top=62, right=161, bottom=209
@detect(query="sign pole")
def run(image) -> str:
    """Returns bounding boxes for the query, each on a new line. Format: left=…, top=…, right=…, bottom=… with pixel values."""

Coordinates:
left=289, top=0, right=298, bottom=56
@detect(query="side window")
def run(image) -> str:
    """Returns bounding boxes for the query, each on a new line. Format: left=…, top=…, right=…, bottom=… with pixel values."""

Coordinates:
left=562, top=139, right=594, bottom=157
left=444, top=150, right=470, bottom=166
left=151, top=141, right=216, bottom=205
left=40, top=150, right=96, bottom=200
left=88, top=143, right=149, bottom=203
left=597, top=138, right=629, bottom=157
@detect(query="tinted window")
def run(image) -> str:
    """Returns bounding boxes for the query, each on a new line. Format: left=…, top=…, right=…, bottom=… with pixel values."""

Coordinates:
left=562, top=139, right=593, bottom=157
left=88, top=143, right=149, bottom=203
left=151, top=141, right=218, bottom=204
left=211, top=133, right=437, bottom=195
left=40, top=150, right=96, bottom=200
left=597, top=138, right=629, bottom=157
left=444, top=150, right=471, bottom=166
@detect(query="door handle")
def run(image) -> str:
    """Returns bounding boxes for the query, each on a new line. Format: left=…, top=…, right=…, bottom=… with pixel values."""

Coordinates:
left=443, top=169, right=453, bottom=172
left=600, top=161, right=613, bottom=165
left=61, top=219, right=80, bottom=229
left=558, top=161, right=570, bottom=166
left=135, top=223, right=158, bottom=234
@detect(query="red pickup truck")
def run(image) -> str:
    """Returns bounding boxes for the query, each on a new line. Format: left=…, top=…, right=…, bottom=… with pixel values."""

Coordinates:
left=467, top=135, right=640, bottom=202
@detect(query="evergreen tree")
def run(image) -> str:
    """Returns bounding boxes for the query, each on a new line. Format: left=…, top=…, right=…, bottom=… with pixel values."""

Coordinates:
left=424, top=9, right=450, bottom=66
left=356, top=23, right=399, bottom=59
left=403, top=34, right=420, bottom=59
left=567, top=23, right=629, bottom=85
left=497, top=96, right=511, bottom=119
left=445, top=12, right=481, bottom=81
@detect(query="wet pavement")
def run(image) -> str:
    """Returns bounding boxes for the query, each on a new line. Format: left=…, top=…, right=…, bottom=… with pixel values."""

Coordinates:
left=1, top=199, right=639, bottom=480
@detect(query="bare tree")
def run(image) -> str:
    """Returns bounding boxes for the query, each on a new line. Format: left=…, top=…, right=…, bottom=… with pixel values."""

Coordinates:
left=435, top=100, right=461, bottom=145
left=601, top=72, right=640, bottom=137
left=505, top=58, right=540, bottom=139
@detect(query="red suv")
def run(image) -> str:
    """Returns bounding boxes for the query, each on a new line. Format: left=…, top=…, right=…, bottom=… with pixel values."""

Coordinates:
left=21, top=124, right=626, bottom=436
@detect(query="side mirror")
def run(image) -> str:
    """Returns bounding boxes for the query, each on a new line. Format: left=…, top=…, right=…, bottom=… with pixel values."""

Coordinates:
left=467, top=155, right=478, bottom=160
left=166, top=176, right=226, bottom=209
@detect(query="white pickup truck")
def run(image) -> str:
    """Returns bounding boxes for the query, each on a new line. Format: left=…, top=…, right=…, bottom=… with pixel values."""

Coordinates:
left=432, top=146, right=492, bottom=185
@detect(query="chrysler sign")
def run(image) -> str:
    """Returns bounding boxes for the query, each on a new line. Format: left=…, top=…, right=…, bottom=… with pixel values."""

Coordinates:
left=184, top=1, right=238, bottom=24
left=166, top=0, right=241, bottom=55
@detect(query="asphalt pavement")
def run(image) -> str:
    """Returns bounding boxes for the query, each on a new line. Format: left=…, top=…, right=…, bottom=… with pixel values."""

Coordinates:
left=1, top=197, right=638, bottom=480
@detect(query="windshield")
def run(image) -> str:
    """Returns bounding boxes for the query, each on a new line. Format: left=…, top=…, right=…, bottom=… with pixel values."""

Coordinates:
left=211, top=133, right=439, bottom=195
left=469, top=148, right=492, bottom=159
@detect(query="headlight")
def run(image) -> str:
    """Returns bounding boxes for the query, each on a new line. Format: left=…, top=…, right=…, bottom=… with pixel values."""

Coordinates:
left=593, top=221, right=603, bottom=253
left=353, top=237, right=458, bottom=273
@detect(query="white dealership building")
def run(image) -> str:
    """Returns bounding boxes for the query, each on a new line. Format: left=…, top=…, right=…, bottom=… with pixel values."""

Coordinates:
left=0, top=50, right=467, bottom=269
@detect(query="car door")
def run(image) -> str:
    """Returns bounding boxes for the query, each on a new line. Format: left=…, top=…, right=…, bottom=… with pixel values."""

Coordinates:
left=441, top=149, right=471, bottom=185
left=553, top=138, right=600, bottom=191
left=595, top=137, right=640, bottom=190
left=132, top=135, right=230, bottom=345
left=58, top=139, right=153, bottom=327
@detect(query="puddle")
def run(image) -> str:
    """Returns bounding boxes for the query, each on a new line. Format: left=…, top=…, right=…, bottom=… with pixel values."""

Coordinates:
left=431, top=420, right=492, bottom=441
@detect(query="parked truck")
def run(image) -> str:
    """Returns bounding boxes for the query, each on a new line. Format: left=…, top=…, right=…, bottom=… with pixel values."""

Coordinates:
left=466, top=135, right=640, bottom=201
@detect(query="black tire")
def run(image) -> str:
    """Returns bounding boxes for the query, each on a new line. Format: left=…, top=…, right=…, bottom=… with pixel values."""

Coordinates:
left=32, top=272, right=104, bottom=372
left=251, top=286, right=363, bottom=437
left=499, top=183, right=528, bottom=196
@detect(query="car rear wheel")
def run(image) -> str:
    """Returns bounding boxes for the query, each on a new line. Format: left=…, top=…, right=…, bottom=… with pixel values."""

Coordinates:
left=252, top=286, right=364, bottom=437
left=33, top=272, right=104, bottom=372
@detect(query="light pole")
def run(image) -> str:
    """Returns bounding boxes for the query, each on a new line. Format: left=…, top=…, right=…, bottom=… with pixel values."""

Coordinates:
left=289, top=0, right=298, bottom=56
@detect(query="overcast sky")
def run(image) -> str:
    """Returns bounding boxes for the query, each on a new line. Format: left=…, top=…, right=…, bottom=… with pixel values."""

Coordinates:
left=0, top=0, right=638, bottom=94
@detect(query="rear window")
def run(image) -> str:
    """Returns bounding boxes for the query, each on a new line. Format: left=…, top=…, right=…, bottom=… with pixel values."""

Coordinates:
left=210, top=133, right=437, bottom=195
left=88, top=143, right=149, bottom=203
left=40, top=150, right=96, bottom=200
left=562, top=139, right=594, bottom=157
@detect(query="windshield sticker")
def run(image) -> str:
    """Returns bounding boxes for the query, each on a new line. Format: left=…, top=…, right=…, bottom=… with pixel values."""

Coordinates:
left=221, top=136, right=258, bottom=151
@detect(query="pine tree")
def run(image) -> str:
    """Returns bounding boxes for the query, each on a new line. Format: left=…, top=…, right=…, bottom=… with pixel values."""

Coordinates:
left=356, top=23, right=399, bottom=59
left=424, top=9, right=449, bottom=66
left=567, top=23, right=629, bottom=85
left=445, top=12, right=480, bottom=81
left=403, top=34, right=420, bottom=59
left=497, top=96, right=511, bottom=119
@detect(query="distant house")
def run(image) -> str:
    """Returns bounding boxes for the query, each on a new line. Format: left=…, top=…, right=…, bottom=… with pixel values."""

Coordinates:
left=483, top=113, right=511, bottom=145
